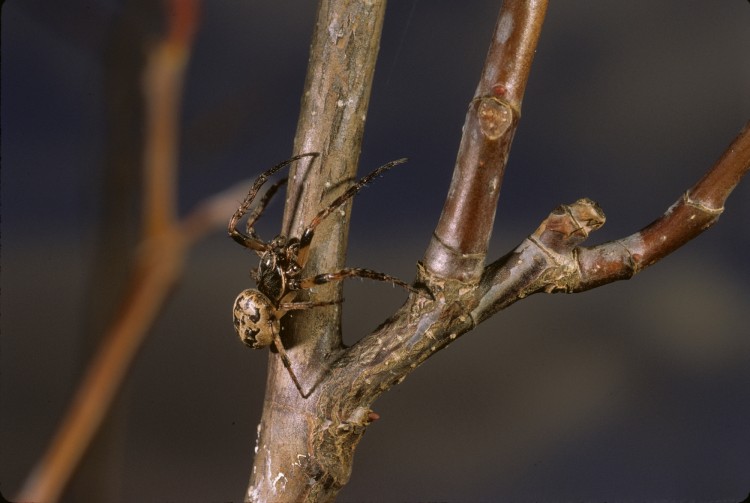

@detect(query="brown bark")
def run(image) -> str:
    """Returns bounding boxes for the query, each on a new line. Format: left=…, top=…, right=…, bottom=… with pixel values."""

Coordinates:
left=245, top=0, right=749, bottom=501
left=422, top=0, right=547, bottom=282
left=246, top=0, right=388, bottom=501
left=246, top=1, right=549, bottom=501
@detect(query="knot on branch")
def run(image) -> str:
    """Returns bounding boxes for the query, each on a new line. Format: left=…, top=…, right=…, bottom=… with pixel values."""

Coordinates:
left=683, top=191, right=725, bottom=216
left=532, top=198, right=606, bottom=252
left=308, top=407, right=381, bottom=494
left=416, top=260, right=478, bottom=303
left=337, top=406, right=380, bottom=433
left=527, top=198, right=606, bottom=292
left=475, top=96, right=514, bottom=140
left=472, top=198, right=606, bottom=322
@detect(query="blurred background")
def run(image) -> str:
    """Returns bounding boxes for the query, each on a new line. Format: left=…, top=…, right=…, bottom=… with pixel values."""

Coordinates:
left=2, top=1, right=749, bottom=501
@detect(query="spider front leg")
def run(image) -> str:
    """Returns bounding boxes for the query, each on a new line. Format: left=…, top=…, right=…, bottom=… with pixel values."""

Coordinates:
left=243, top=177, right=287, bottom=236
left=228, top=152, right=319, bottom=251
left=294, top=158, right=408, bottom=269
left=229, top=177, right=289, bottom=253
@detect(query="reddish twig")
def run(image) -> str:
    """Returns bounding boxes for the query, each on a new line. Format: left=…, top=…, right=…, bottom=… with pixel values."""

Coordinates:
left=573, top=121, right=750, bottom=290
left=473, top=121, right=750, bottom=322
left=422, top=0, right=548, bottom=282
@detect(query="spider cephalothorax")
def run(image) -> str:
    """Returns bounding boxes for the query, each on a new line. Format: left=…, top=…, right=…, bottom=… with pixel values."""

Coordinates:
left=228, top=153, right=424, bottom=397
left=255, top=236, right=303, bottom=304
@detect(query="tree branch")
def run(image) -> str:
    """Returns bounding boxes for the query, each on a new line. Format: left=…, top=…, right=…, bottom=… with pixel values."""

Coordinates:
left=311, top=122, right=749, bottom=501
left=246, top=0, right=388, bottom=501
left=572, top=121, right=750, bottom=291
left=422, top=0, right=548, bottom=282
left=473, top=121, right=750, bottom=322
left=241, top=0, right=748, bottom=501
left=243, top=2, right=550, bottom=501
left=17, top=3, right=202, bottom=501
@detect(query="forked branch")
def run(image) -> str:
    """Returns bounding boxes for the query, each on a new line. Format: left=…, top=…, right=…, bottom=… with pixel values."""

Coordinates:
left=17, top=3, right=203, bottom=502
left=474, top=120, right=750, bottom=324
left=474, top=117, right=749, bottom=321
left=244, top=0, right=749, bottom=500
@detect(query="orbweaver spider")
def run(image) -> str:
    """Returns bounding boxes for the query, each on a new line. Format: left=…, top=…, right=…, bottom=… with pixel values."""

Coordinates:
left=229, top=153, right=423, bottom=398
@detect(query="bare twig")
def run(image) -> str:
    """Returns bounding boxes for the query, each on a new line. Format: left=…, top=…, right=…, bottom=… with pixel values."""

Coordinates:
left=422, top=0, right=548, bottom=281
left=572, top=121, right=750, bottom=291
left=472, top=120, right=749, bottom=322
left=141, top=0, right=199, bottom=239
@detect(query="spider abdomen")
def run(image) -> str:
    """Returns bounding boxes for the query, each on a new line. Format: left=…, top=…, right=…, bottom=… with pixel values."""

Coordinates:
left=233, top=289, right=279, bottom=349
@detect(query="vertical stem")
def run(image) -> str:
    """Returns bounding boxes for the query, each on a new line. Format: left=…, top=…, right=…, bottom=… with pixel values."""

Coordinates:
left=422, top=0, right=548, bottom=282
left=247, top=0, right=387, bottom=501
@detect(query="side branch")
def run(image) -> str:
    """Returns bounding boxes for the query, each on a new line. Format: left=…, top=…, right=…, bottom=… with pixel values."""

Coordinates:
left=473, top=121, right=750, bottom=321
left=422, top=0, right=548, bottom=282
left=574, top=121, right=750, bottom=291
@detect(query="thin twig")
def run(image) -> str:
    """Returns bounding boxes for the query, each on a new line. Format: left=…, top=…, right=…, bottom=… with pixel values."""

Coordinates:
left=573, top=121, right=750, bottom=291
left=422, top=0, right=548, bottom=281
left=472, top=121, right=750, bottom=322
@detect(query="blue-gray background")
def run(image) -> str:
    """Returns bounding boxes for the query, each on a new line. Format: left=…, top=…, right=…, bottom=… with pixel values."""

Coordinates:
left=2, top=1, right=749, bottom=501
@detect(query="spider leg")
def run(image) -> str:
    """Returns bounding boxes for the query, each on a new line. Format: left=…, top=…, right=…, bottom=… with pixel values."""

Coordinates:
left=244, top=177, right=287, bottom=235
left=278, top=299, right=341, bottom=311
left=296, top=158, right=408, bottom=266
left=228, top=152, right=319, bottom=251
left=270, top=325, right=309, bottom=398
left=299, top=267, right=423, bottom=295
left=230, top=178, right=289, bottom=253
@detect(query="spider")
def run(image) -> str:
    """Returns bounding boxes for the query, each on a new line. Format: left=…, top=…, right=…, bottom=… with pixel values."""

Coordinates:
left=229, top=152, right=423, bottom=398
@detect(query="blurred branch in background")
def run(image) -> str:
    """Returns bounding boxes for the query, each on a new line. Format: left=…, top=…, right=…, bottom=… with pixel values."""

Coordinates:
left=69, top=1, right=156, bottom=498
left=17, top=2, right=207, bottom=501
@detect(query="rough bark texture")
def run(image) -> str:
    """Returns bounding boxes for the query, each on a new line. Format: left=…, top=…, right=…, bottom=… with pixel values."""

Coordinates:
left=245, top=0, right=749, bottom=501
left=247, top=0, right=388, bottom=501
